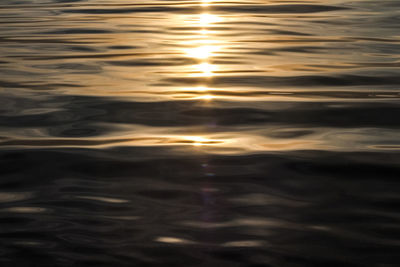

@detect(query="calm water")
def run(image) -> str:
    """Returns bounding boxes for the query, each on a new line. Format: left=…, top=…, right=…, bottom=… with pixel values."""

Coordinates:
left=0, top=0, right=400, bottom=266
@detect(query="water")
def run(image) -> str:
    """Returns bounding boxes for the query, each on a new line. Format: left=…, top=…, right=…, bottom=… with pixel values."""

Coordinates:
left=0, top=0, right=400, bottom=266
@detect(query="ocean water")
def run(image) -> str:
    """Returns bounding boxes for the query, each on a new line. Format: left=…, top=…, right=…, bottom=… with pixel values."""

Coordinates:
left=0, top=0, right=399, bottom=266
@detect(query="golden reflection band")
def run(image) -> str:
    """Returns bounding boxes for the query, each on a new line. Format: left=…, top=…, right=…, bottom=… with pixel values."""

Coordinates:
left=182, top=1, right=223, bottom=101
left=173, top=0, right=223, bottom=147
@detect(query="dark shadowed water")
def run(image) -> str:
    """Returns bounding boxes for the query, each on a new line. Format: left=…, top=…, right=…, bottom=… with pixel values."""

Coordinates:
left=0, top=0, right=400, bottom=266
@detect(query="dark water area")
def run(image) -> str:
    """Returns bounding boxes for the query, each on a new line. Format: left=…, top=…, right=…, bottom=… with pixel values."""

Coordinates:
left=0, top=0, right=400, bottom=266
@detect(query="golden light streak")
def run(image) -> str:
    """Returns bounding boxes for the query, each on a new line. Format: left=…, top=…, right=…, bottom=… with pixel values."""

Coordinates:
left=201, top=0, right=212, bottom=7
left=200, top=29, right=209, bottom=35
left=185, top=45, right=218, bottom=59
left=195, top=62, right=217, bottom=77
left=195, top=94, right=215, bottom=101
left=199, top=13, right=222, bottom=27
left=183, top=136, right=222, bottom=146
left=195, top=86, right=209, bottom=91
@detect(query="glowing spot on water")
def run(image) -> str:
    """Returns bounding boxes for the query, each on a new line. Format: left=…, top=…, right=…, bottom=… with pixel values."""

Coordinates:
left=199, top=13, right=222, bottom=26
left=186, top=45, right=218, bottom=59
left=155, top=237, right=192, bottom=244
left=183, top=136, right=221, bottom=146
left=200, top=29, right=209, bottom=35
left=196, top=86, right=209, bottom=91
left=201, top=0, right=212, bottom=7
left=196, top=94, right=215, bottom=101
left=186, top=136, right=209, bottom=146
left=196, top=62, right=217, bottom=77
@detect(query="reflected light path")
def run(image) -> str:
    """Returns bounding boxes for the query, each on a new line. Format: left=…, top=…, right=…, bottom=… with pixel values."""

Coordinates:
left=177, top=0, right=224, bottom=147
left=201, top=0, right=212, bottom=7
left=182, top=3, right=224, bottom=85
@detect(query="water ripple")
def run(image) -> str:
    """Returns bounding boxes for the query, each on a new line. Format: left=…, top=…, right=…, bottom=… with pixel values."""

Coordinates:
left=0, top=0, right=399, bottom=266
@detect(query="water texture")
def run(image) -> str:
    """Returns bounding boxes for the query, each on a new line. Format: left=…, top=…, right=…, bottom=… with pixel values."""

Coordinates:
left=0, top=0, right=399, bottom=266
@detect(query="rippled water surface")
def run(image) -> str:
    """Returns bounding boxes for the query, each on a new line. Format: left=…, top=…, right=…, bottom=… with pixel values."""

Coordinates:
left=1, top=0, right=400, bottom=266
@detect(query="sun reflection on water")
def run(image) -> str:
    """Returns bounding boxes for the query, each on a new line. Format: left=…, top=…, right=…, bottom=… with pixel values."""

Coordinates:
left=185, top=45, right=219, bottom=60
left=201, top=0, right=212, bottom=7
left=180, top=5, right=224, bottom=95
left=194, top=62, right=217, bottom=77
left=183, top=136, right=223, bottom=146
left=169, top=0, right=226, bottom=148
left=195, top=94, right=215, bottom=100
left=199, top=13, right=223, bottom=27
